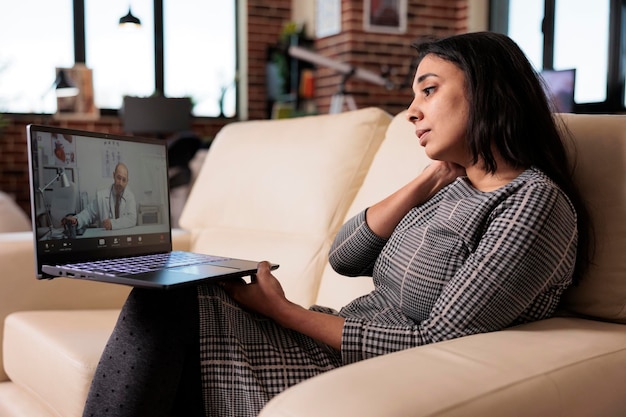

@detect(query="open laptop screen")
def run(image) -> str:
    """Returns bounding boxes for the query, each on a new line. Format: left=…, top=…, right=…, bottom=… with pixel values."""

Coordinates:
left=27, top=125, right=172, bottom=277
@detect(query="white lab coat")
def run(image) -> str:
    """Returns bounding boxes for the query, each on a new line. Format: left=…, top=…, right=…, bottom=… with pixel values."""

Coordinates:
left=75, top=185, right=137, bottom=230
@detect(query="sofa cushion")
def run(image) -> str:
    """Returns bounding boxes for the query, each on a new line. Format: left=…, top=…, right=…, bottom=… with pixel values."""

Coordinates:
left=179, top=107, right=391, bottom=235
left=559, top=114, right=626, bottom=323
left=316, top=110, right=433, bottom=309
left=3, top=310, right=120, bottom=417
left=189, top=227, right=332, bottom=306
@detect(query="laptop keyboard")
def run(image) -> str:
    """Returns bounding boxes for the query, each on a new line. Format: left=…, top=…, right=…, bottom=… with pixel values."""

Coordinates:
left=65, top=252, right=230, bottom=276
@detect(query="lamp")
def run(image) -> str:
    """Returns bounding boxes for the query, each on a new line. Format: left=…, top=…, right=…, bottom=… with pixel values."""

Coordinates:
left=119, top=7, right=141, bottom=27
left=38, top=168, right=71, bottom=238
left=53, top=69, right=79, bottom=98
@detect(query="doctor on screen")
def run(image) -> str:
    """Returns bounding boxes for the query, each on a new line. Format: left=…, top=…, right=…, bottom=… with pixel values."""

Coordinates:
left=64, top=163, right=137, bottom=230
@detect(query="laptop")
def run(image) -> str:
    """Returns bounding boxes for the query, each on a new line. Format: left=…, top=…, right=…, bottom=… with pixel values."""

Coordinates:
left=27, top=124, right=277, bottom=289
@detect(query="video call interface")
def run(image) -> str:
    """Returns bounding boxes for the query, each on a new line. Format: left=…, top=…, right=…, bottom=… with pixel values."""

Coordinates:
left=30, top=129, right=171, bottom=256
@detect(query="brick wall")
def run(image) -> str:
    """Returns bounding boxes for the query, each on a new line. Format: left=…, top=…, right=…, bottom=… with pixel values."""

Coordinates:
left=0, top=0, right=468, bottom=216
left=247, top=0, right=292, bottom=119
left=314, top=0, right=469, bottom=114
left=0, top=119, right=32, bottom=214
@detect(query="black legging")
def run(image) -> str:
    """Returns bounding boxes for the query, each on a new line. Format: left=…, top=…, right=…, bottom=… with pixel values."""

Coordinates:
left=82, top=286, right=204, bottom=417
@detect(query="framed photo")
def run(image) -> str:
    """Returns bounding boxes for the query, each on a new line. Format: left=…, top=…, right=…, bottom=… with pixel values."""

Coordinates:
left=316, top=0, right=342, bottom=38
left=363, top=0, right=407, bottom=34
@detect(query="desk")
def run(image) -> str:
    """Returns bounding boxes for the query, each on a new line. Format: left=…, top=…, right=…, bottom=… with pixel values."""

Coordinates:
left=80, top=225, right=168, bottom=237
left=37, top=227, right=65, bottom=240
left=38, top=225, right=168, bottom=240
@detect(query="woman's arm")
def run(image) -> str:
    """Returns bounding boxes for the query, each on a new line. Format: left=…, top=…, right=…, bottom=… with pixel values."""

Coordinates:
left=328, top=161, right=465, bottom=277
left=366, top=161, right=464, bottom=238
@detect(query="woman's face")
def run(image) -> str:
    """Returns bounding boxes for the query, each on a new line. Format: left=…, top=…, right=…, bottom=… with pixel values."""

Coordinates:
left=406, top=54, right=470, bottom=166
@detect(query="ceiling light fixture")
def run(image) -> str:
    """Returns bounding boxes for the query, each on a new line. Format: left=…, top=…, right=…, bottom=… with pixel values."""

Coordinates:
left=119, top=7, right=141, bottom=27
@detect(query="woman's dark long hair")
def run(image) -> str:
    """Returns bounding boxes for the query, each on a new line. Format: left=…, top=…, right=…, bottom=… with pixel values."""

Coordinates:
left=412, top=31, right=592, bottom=283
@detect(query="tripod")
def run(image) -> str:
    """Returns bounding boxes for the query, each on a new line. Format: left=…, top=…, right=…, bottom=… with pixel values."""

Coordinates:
left=329, top=70, right=357, bottom=114
left=329, top=92, right=357, bottom=113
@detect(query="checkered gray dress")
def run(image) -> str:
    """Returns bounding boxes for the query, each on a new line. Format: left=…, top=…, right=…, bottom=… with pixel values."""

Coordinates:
left=197, top=167, right=577, bottom=416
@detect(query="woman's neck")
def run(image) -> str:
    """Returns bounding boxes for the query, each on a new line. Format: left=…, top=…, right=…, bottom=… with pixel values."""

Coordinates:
left=465, top=163, right=527, bottom=192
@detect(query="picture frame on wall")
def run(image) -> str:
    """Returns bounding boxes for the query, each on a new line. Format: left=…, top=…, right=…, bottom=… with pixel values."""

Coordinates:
left=363, top=0, right=407, bottom=34
left=316, top=0, right=342, bottom=38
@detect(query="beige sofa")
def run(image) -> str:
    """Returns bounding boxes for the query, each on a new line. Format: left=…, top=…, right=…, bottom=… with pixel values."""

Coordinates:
left=0, top=192, right=31, bottom=233
left=1, top=109, right=625, bottom=416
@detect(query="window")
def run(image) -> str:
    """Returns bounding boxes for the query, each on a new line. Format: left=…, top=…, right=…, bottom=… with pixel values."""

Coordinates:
left=86, top=0, right=155, bottom=109
left=164, top=1, right=237, bottom=117
left=491, top=0, right=624, bottom=113
left=0, top=0, right=238, bottom=117
left=506, top=0, right=543, bottom=70
left=553, top=0, right=610, bottom=104
left=0, top=0, right=74, bottom=114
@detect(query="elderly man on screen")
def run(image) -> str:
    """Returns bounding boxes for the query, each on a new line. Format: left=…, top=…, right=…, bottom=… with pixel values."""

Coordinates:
left=64, top=163, right=137, bottom=230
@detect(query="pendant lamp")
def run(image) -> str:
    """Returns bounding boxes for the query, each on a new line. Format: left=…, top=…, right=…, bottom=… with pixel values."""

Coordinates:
left=119, top=7, right=141, bottom=27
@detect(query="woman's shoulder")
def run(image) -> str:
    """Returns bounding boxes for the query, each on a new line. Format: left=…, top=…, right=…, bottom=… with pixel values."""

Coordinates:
left=506, top=167, right=576, bottom=215
left=497, top=167, right=560, bottom=194
left=516, top=167, right=566, bottom=195
left=447, top=167, right=556, bottom=200
left=435, top=167, right=573, bottom=217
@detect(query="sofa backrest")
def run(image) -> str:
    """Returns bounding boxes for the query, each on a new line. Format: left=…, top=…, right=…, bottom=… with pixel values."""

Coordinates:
left=315, top=112, right=626, bottom=324
left=179, top=107, right=392, bottom=306
left=559, top=114, right=626, bottom=323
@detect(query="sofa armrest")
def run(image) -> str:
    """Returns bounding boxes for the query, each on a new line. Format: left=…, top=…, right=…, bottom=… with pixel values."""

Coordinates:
left=260, top=317, right=626, bottom=417
left=0, top=232, right=130, bottom=381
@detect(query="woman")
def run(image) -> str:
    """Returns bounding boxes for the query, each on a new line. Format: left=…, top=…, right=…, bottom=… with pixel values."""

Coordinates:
left=83, top=32, right=590, bottom=417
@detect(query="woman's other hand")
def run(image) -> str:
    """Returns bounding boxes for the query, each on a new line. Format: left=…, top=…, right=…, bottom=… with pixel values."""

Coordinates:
left=221, top=261, right=290, bottom=321
left=221, top=261, right=345, bottom=350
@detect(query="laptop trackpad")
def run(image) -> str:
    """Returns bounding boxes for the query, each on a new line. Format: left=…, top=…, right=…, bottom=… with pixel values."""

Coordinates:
left=171, top=264, right=240, bottom=277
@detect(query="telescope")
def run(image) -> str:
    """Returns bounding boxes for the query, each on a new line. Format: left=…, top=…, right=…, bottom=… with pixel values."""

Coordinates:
left=288, top=45, right=394, bottom=113
left=288, top=45, right=394, bottom=89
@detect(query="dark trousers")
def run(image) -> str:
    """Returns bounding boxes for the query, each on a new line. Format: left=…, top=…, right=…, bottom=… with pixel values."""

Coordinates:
left=82, top=286, right=204, bottom=417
